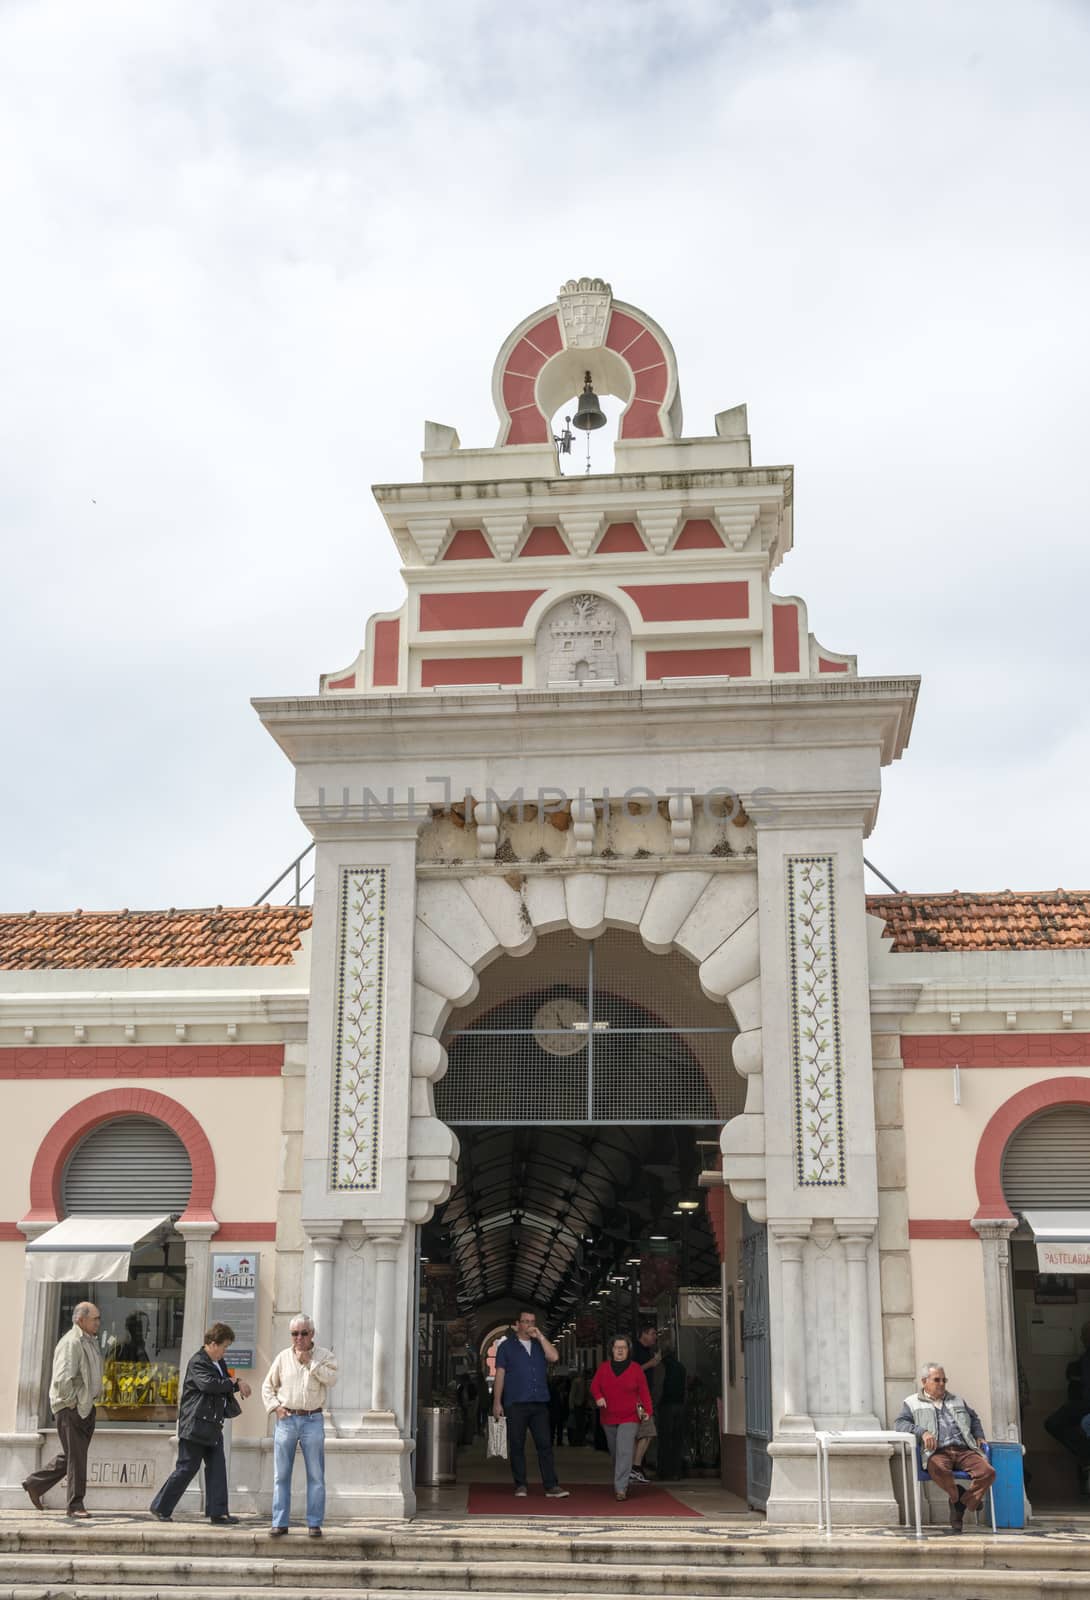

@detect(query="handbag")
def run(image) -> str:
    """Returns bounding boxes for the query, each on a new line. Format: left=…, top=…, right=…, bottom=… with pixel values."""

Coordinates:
left=224, top=1392, right=242, bottom=1420
left=486, top=1414, right=508, bottom=1460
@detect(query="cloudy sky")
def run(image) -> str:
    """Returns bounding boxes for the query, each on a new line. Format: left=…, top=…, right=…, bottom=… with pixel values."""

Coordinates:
left=2, top=0, right=1087, bottom=912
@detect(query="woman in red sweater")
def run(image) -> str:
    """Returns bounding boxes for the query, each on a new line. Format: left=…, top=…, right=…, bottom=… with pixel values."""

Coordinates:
left=590, top=1336, right=654, bottom=1500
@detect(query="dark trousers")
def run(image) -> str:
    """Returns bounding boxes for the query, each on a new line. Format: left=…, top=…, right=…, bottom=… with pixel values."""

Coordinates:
left=656, top=1400, right=686, bottom=1480
left=926, top=1445, right=996, bottom=1510
left=505, top=1401, right=558, bottom=1490
left=25, top=1407, right=96, bottom=1511
left=150, top=1434, right=228, bottom=1519
left=1045, top=1401, right=1090, bottom=1466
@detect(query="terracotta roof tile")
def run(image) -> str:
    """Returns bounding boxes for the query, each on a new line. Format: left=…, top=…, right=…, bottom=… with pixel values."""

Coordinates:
left=0, top=906, right=313, bottom=970
left=866, top=891, right=1090, bottom=952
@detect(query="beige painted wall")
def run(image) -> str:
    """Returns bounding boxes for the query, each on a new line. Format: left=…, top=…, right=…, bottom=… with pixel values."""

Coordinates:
left=0, top=1078, right=283, bottom=1224
left=906, top=1238, right=991, bottom=1429
left=903, top=1065, right=1090, bottom=1218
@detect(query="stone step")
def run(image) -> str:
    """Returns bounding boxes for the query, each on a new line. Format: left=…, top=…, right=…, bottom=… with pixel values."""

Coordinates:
left=0, top=1526, right=1087, bottom=1576
left=0, top=1556, right=1086, bottom=1600
left=0, top=1583, right=1088, bottom=1600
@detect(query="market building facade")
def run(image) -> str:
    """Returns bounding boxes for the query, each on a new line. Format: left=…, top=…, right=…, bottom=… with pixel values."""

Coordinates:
left=1, top=280, right=1089, bottom=1524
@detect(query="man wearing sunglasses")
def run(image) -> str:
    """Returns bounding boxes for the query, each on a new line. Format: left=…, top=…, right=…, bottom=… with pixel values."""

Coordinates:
left=261, top=1315, right=338, bottom=1538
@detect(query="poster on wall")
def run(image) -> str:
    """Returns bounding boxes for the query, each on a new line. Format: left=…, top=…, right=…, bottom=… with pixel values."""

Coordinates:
left=210, top=1253, right=259, bottom=1368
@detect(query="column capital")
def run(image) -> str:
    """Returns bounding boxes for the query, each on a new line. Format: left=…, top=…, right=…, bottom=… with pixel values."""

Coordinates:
left=303, top=1220, right=345, bottom=1245
left=834, top=1218, right=877, bottom=1255
left=745, top=791, right=878, bottom=833
left=297, top=804, right=430, bottom=843
left=175, top=1220, right=218, bottom=1244
left=768, top=1219, right=812, bottom=1259
left=971, top=1216, right=1018, bottom=1240
left=17, top=1219, right=56, bottom=1242
left=365, top=1225, right=405, bottom=1261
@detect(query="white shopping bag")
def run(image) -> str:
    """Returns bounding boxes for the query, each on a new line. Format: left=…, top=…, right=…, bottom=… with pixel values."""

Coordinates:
left=486, top=1414, right=508, bottom=1460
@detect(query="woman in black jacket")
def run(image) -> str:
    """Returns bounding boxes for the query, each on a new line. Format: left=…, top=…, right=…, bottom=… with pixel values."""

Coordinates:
left=149, top=1323, right=252, bottom=1523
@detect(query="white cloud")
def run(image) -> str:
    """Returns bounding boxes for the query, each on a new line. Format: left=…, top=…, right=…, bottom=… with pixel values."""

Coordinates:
left=1, top=0, right=1088, bottom=906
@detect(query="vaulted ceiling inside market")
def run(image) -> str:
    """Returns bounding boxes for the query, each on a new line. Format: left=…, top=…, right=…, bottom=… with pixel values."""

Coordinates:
left=422, top=1123, right=721, bottom=1318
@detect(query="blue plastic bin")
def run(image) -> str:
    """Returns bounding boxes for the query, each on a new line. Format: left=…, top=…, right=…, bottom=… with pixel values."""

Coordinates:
left=989, top=1440, right=1025, bottom=1528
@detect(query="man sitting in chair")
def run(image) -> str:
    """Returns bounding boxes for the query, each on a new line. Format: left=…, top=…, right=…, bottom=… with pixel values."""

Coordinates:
left=895, top=1363, right=996, bottom=1532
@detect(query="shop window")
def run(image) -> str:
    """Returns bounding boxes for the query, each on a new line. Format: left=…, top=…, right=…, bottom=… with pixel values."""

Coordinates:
left=46, top=1116, right=194, bottom=1427
left=57, top=1237, right=186, bottom=1424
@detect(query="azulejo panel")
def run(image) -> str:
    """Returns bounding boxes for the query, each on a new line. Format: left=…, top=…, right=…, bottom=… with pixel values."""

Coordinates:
left=787, top=854, right=845, bottom=1186
left=330, top=866, right=387, bottom=1191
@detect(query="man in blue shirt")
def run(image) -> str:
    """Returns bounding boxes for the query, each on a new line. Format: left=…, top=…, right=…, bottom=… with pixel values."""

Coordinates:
left=491, top=1309, right=570, bottom=1499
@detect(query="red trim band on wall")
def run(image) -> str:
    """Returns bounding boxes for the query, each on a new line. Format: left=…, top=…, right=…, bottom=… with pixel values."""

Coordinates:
left=908, top=1220, right=978, bottom=1240
left=0, top=1045, right=284, bottom=1079
left=675, top=519, right=723, bottom=551
left=621, top=583, right=748, bottom=623
left=421, top=657, right=523, bottom=688
left=519, top=525, right=569, bottom=557
left=772, top=602, right=801, bottom=672
left=372, top=619, right=400, bottom=687
left=646, top=648, right=751, bottom=680
left=0, top=1220, right=276, bottom=1242
left=442, top=529, right=492, bottom=561
left=596, top=523, right=647, bottom=554
left=25, top=1089, right=217, bottom=1226
left=418, top=591, right=544, bottom=631
left=903, top=1035, right=1090, bottom=1068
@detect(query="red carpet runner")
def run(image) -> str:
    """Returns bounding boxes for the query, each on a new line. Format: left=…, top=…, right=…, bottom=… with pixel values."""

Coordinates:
left=465, top=1482, right=702, bottom=1517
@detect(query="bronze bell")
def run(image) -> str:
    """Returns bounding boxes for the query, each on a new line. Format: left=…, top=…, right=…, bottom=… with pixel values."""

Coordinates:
left=572, top=371, right=607, bottom=431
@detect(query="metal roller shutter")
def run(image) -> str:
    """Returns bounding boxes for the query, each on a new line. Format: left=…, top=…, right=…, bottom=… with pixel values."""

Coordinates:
left=61, top=1116, right=192, bottom=1216
left=1001, top=1107, right=1090, bottom=1210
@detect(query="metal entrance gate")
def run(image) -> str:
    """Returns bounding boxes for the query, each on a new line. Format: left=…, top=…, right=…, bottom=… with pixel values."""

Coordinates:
left=741, top=1208, right=772, bottom=1510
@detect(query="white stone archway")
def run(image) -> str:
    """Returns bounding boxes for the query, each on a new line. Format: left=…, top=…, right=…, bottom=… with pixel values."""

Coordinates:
left=405, top=864, right=765, bottom=1227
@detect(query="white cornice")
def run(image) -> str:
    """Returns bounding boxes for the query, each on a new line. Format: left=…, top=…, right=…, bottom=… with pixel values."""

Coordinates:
left=870, top=979, right=1090, bottom=1019
left=255, top=676, right=919, bottom=768
left=374, top=464, right=792, bottom=510
left=0, top=990, right=309, bottom=1027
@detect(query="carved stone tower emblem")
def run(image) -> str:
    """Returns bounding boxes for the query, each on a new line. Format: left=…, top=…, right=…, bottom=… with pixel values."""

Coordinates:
left=535, top=592, right=631, bottom=687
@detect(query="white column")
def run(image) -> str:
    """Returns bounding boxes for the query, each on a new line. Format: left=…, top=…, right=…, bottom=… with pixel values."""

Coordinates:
left=15, top=1222, right=57, bottom=1435
left=177, top=1222, right=217, bottom=1370
left=771, top=1220, right=812, bottom=1428
left=836, top=1219, right=877, bottom=1421
left=306, top=1225, right=342, bottom=1350
left=973, top=1217, right=1020, bottom=1440
left=368, top=1232, right=402, bottom=1416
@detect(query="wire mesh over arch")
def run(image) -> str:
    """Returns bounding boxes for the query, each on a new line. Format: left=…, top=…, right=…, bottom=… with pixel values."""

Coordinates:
left=436, top=928, right=743, bottom=1125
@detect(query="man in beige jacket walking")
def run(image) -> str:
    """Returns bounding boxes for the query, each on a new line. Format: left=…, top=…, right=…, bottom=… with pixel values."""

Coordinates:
left=23, top=1302, right=104, bottom=1516
left=261, top=1315, right=337, bottom=1536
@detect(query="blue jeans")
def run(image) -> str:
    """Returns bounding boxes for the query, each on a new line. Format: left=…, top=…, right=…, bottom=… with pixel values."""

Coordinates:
left=272, top=1413, right=326, bottom=1529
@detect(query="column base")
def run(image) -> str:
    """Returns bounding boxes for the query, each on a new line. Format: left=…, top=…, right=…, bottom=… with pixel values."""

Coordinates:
left=767, top=1438, right=900, bottom=1527
left=0, top=1433, right=44, bottom=1508
left=0, top=1428, right=182, bottom=1513
left=232, top=1431, right=416, bottom=1520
